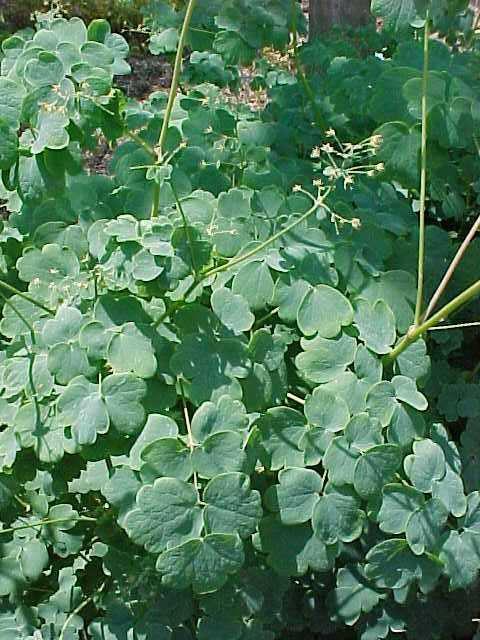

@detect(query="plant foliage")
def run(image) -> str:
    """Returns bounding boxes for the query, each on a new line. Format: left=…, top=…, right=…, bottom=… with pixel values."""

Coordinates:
left=0, top=0, right=479, bottom=638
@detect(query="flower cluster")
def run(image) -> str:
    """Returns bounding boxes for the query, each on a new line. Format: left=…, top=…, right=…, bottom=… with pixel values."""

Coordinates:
left=311, top=131, right=384, bottom=190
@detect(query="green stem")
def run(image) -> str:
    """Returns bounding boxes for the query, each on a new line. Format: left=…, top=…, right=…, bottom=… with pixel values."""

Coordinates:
left=203, top=195, right=327, bottom=280
left=0, top=515, right=96, bottom=536
left=385, top=279, right=480, bottom=363
left=428, top=320, right=480, bottom=331
left=0, top=292, right=35, bottom=336
left=423, top=213, right=480, bottom=321
left=151, top=0, right=198, bottom=219
left=59, top=596, right=93, bottom=640
left=0, top=279, right=54, bottom=316
left=178, top=377, right=199, bottom=493
left=153, top=192, right=327, bottom=327
left=254, top=306, right=280, bottom=328
left=290, top=0, right=326, bottom=131
left=125, top=130, right=156, bottom=158
left=414, top=11, right=430, bottom=327
left=172, top=184, right=198, bottom=276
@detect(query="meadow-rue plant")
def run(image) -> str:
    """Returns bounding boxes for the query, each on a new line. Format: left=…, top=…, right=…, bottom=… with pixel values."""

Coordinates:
left=0, top=0, right=479, bottom=638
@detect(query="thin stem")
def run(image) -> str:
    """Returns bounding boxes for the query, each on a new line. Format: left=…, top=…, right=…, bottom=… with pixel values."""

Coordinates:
left=468, top=360, right=480, bottom=381
left=428, top=321, right=480, bottom=331
left=0, top=279, right=54, bottom=315
left=0, top=515, right=96, bottom=536
left=385, top=279, right=480, bottom=363
left=414, top=11, right=430, bottom=327
left=203, top=192, right=329, bottom=280
left=59, top=596, right=93, bottom=640
left=287, top=392, right=305, bottom=406
left=290, top=0, right=326, bottom=130
left=152, top=190, right=328, bottom=327
left=254, top=307, right=280, bottom=328
left=125, top=130, right=156, bottom=158
left=158, top=11, right=196, bottom=137
left=178, top=378, right=198, bottom=492
left=0, top=292, right=35, bottom=336
left=151, top=0, right=197, bottom=218
left=423, top=213, right=480, bottom=321
left=172, top=184, right=198, bottom=276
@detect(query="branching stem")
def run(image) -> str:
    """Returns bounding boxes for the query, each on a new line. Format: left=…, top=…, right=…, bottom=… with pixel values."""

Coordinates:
left=0, top=515, right=96, bottom=536
left=153, top=190, right=328, bottom=327
left=385, top=279, right=480, bottom=363
left=423, top=213, right=480, bottom=321
left=0, top=279, right=54, bottom=315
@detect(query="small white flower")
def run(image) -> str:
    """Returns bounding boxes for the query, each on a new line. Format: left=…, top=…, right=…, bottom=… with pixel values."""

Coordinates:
left=321, top=143, right=335, bottom=154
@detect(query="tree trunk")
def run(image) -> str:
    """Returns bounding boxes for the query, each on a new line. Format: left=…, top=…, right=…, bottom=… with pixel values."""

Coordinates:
left=309, top=0, right=372, bottom=37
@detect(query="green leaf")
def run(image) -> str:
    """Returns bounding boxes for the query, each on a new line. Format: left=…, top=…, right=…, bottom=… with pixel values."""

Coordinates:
left=392, top=375, right=428, bottom=411
left=20, top=538, right=49, bottom=582
left=81, top=41, right=115, bottom=68
left=405, top=498, right=448, bottom=555
left=24, top=52, right=65, bottom=86
left=304, top=387, right=350, bottom=433
left=192, top=431, right=247, bottom=479
left=328, top=565, right=383, bottom=626
left=354, top=299, right=396, bottom=355
left=48, top=342, right=95, bottom=385
left=232, top=261, right=274, bottom=311
left=157, top=534, right=245, bottom=594
left=358, top=270, right=416, bottom=333
left=296, top=333, right=357, bottom=384
left=124, top=477, right=203, bottom=553
left=354, top=445, right=403, bottom=499
left=403, top=72, right=447, bottom=120
left=58, top=377, right=109, bottom=445
left=0, top=126, right=18, bottom=171
left=371, top=0, right=426, bottom=31
left=150, top=28, right=180, bottom=54
left=374, top=122, right=421, bottom=190
left=203, top=472, right=262, bottom=537
left=378, top=484, right=425, bottom=534
left=0, top=78, right=25, bottom=128
left=191, top=395, right=248, bottom=442
left=42, top=305, right=83, bottom=345
left=404, top=439, right=446, bottom=493
left=265, top=467, right=323, bottom=525
left=17, top=244, right=79, bottom=285
left=254, top=516, right=336, bottom=576
left=140, top=437, right=193, bottom=482
left=102, top=373, right=147, bottom=436
left=211, top=288, right=254, bottom=335
left=107, top=323, right=157, bottom=379
left=255, top=407, right=306, bottom=470
left=365, top=538, right=442, bottom=592
left=439, top=530, right=480, bottom=589
left=297, top=285, right=353, bottom=338
left=313, top=486, right=365, bottom=544
left=102, top=468, right=141, bottom=527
